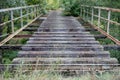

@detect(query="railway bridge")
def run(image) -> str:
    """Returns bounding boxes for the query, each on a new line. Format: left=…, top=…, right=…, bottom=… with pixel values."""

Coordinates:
left=0, top=5, right=120, bottom=73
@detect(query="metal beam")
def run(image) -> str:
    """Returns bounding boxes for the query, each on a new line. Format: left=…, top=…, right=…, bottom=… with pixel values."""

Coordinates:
left=23, top=28, right=98, bottom=32
left=0, top=45, right=22, bottom=50
left=23, top=28, right=38, bottom=31
left=28, top=24, right=40, bottom=27
left=94, top=35, right=107, bottom=39
left=85, top=28, right=97, bottom=31
left=104, top=45, right=120, bottom=50
left=0, top=15, right=41, bottom=46
left=14, top=35, right=32, bottom=38
left=1, top=44, right=120, bottom=50
left=13, top=34, right=106, bottom=39
left=92, top=25, right=120, bottom=45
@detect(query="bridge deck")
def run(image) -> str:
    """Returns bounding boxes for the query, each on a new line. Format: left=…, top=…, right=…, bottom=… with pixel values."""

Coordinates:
left=12, top=11, right=118, bottom=71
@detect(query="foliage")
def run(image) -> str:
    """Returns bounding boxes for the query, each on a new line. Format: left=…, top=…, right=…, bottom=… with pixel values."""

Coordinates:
left=110, top=50, right=120, bottom=63
left=0, top=0, right=26, bottom=8
left=61, top=0, right=80, bottom=16
left=26, top=0, right=60, bottom=11
left=46, top=0, right=60, bottom=10
left=25, top=0, right=42, bottom=5
left=2, top=50, right=18, bottom=64
left=25, top=0, right=47, bottom=13
left=62, top=0, right=120, bottom=17
left=1, top=69, right=120, bottom=80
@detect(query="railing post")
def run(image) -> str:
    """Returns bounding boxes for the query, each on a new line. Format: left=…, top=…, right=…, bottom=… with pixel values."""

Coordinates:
left=10, top=10, right=14, bottom=33
left=34, top=6, right=37, bottom=18
left=27, top=8, right=29, bottom=22
left=83, top=7, right=85, bottom=20
left=84, top=7, right=86, bottom=20
left=86, top=8, right=89, bottom=21
left=20, top=9, right=23, bottom=27
left=86, top=8, right=88, bottom=20
left=37, top=6, right=39, bottom=16
left=30, top=7, right=33, bottom=19
left=0, top=50, right=2, bottom=64
left=32, top=7, right=34, bottom=19
left=98, top=8, right=101, bottom=27
left=36, top=6, right=38, bottom=16
left=91, top=7, right=94, bottom=24
left=107, top=11, right=111, bottom=34
left=39, top=7, right=41, bottom=14
left=38, top=6, right=40, bottom=16
left=80, top=6, right=82, bottom=17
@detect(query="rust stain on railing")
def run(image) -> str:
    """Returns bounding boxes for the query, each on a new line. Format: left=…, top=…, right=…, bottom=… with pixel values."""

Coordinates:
left=80, top=5, right=120, bottom=45
left=0, top=5, right=41, bottom=46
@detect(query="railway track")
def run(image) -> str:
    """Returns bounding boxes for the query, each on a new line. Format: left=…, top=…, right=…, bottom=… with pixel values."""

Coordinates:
left=12, top=11, right=118, bottom=72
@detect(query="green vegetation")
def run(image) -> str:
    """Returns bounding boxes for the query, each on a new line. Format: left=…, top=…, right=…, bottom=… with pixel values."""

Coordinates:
left=78, top=18, right=120, bottom=63
left=110, top=50, right=120, bottom=63
left=61, top=0, right=80, bottom=16
left=1, top=31, right=31, bottom=64
left=62, top=0, right=120, bottom=16
left=46, top=0, right=60, bottom=10
left=1, top=69, right=120, bottom=80
left=0, top=0, right=120, bottom=79
left=2, top=50, right=18, bottom=64
left=0, top=0, right=43, bottom=64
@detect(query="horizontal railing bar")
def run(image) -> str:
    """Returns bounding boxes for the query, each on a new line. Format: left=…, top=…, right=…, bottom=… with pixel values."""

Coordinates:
left=100, top=16, right=120, bottom=26
left=83, top=10, right=120, bottom=26
left=83, top=11, right=91, bottom=15
left=93, top=14, right=120, bottom=26
left=93, top=14, right=99, bottom=18
left=81, top=5, right=90, bottom=8
left=81, top=5, right=120, bottom=13
left=0, top=15, right=41, bottom=46
left=0, top=5, right=39, bottom=13
left=0, top=20, right=11, bottom=26
left=109, top=19, right=120, bottom=26
left=0, top=34, right=9, bottom=38
left=0, top=11, right=38, bottom=26
left=90, top=24, right=120, bottom=45
left=1, top=64, right=120, bottom=66
left=94, top=6, right=120, bottom=12
left=81, top=5, right=120, bottom=45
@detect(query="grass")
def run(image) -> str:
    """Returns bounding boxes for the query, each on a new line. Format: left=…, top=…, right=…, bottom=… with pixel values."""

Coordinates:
left=110, top=50, right=120, bottom=63
left=97, top=38, right=115, bottom=45
left=2, top=50, right=18, bottom=64
left=0, top=69, right=120, bottom=80
left=1, top=17, right=41, bottom=64
left=0, top=61, right=120, bottom=80
left=1, top=32, right=30, bottom=64
left=2, top=31, right=33, bottom=64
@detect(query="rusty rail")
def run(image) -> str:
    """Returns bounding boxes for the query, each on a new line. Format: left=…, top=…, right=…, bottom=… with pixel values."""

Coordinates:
left=0, top=5, right=41, bottom=46
left=80, top=5, right=120, bottom=45
left=0, top=64, right=120, bottom=72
